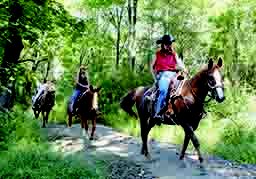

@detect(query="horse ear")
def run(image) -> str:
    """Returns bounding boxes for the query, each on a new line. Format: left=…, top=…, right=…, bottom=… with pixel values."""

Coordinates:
left=208, top=58, right=213, bottom=70
left=89, top=85, right=93, bottom=91
left=217, top=57, right=223, bottom=68
left=95, top=86, right=101, bottom=92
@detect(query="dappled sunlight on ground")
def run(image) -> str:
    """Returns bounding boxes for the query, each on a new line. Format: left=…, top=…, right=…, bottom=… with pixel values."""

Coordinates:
left=44, top=123, right=256, bottom=179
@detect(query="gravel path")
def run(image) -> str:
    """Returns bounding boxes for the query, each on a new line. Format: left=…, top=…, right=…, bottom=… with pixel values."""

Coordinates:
left=43, top=124, right=256, bottom=179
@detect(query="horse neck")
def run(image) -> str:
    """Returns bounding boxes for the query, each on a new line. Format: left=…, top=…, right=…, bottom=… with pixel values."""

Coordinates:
left=188, top=70, right=209, bottom=103
left=80, top=92, right=92, bottom=108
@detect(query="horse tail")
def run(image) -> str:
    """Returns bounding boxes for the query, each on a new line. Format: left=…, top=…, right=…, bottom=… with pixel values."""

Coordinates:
left=120, top=89, right=138, bottom=119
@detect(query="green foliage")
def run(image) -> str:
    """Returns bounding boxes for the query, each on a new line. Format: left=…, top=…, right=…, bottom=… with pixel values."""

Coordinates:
left=213, top=113, right=256, bottom=164
left=96, top=67, right=153, bottom=114
left=0, top=106, right=107, bottom=178
left=0, top=147, right=106, bottom=179
left=1, top=0, right=256, bottom=167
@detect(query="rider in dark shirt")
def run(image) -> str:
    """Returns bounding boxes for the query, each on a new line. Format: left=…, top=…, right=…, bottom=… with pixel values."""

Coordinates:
left=70, top=65, right=90, bottom=113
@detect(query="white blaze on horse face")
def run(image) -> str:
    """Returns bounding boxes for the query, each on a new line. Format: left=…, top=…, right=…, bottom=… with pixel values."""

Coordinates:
left=213, top=68, right=224, bottom=99
left=92, top=92, right=98, bottom=110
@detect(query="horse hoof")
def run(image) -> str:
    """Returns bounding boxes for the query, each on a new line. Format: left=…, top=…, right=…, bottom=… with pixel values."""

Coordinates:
left=199, top=157, right=204, bottom=163
left=145, top=153, right=151, bottom=160
left=179, top=155, right=185, bottom=160
left=89, top=137, right=93, bottom=140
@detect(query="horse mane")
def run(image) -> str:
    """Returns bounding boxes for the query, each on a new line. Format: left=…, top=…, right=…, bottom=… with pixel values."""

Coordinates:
left=188, top=64, right=208, bottom=83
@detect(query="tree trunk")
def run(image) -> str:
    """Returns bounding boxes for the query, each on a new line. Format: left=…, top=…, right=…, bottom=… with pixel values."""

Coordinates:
left=127, top=0, right=132, bottom=67
left=1, top=1, right=24, bottom=86
left=127, top=0, right=138, bottom=70
left=1, top=30, right=24, bottom=86
left=44, top=60, right=51, bottom=83
left=116, top=22, right=121, bottom=68
left=115, top=7, right=124, bottom=68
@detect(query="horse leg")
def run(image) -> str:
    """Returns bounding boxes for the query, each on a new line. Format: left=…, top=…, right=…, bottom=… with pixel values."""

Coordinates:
left=182, top=124, right=203, bottom=163
left=179, top=132, right=190, bottom=160
left=81, top=116, right=89, bottom=138
left=45, top=110, right=49, bottom=124
left=141, top=117, right=155, bottom=159
left=42, top=111, right=46, bottom=128
left=80, top=115, right=84, bottom=128
left=140, top=117, right=148, bottom=155
left=67, top=108, right=73, bottom=127
left=90, top=116, right=96, bottom=140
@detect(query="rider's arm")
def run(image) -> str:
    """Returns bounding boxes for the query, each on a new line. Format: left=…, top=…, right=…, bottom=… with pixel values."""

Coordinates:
left=85, top=71, right=90, bottom=86
left=151, top=54, right=157, bottom=81
left=175, top=53, right=188, bottom=73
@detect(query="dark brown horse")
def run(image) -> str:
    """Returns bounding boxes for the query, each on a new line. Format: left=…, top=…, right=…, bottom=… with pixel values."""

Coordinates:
left=120, top=58, right=225, bottom=163
left=67, top=85, right=101, bottom=140
left=32, top=83, right=55, bottom=128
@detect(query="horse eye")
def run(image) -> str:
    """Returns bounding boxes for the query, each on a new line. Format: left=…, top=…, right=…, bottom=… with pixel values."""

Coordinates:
left=208, top=76, right=216, bottom=85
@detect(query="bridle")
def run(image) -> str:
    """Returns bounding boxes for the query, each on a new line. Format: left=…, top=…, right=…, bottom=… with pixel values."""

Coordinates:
left=188, top=74, right=224, bottom=104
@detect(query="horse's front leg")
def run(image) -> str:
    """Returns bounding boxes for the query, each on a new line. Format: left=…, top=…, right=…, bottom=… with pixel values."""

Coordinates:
left=67, top=104, right=73, bottom=127
left=42, top=111, right=46, bottom=128
left=179, top=132, right=190, bottom=160
left=90, top=116, right=96, bottom=140
left=45, top=110, right=49, bottom=124
left=81, top=115, right=89, bottom=138
left=182, top=123, right=203, bottom=163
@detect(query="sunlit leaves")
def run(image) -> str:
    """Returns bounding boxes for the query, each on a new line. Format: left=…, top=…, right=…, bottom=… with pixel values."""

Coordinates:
left=83, top=0, right=125, bottom=8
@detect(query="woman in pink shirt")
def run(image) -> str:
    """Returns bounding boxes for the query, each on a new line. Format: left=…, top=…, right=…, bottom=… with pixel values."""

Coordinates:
left=151, top=34, right=187, bottom=123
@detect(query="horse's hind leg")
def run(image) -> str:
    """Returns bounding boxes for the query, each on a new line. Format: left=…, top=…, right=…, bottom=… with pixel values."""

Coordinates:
left=140, top=116, right=155, bottom=159
left=90, top=116, right=96, bottom=140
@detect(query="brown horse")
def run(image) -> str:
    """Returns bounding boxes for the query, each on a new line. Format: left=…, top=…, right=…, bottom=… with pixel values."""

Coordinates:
left=120, top=58, right=225, bottom=163
left=32, top=83, right=55, bottom=128
left=67, top=85, right=101, bottom=140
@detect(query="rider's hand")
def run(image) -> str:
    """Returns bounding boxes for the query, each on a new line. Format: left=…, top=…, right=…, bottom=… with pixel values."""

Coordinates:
left=183, top=69, right=189, bottom=75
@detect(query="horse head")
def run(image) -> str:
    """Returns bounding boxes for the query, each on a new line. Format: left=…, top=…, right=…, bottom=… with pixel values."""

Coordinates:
left=32, top=105, right=40, bottom=118
left=206, top=57, right=225, bottom=103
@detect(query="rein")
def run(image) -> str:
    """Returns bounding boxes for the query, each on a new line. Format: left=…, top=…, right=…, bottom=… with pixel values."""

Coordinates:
left=188, top=81, right=213, bottom=104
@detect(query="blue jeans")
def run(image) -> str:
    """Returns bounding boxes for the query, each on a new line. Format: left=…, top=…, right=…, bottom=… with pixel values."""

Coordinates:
left=70, top=89, right=82, bottom=111
left=154, top=71, right=177, bottom=116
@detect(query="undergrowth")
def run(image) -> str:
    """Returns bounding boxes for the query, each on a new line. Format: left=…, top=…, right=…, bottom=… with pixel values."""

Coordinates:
left=0, top=105, right=107, bottom=178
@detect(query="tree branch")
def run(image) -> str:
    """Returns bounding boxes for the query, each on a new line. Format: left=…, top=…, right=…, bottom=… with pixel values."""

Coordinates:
left=16, top=59, right=35, bottom=64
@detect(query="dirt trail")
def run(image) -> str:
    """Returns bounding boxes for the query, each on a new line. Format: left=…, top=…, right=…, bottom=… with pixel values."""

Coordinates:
left=43, top=124, right=256, bottom=179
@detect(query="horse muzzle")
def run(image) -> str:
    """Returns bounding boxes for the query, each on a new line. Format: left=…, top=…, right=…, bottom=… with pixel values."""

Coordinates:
left=215, top=87, right=225, bottom=103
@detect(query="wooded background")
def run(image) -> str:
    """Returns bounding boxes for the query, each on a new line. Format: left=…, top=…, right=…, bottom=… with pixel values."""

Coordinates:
left=0, top=1, right=256, bottom=176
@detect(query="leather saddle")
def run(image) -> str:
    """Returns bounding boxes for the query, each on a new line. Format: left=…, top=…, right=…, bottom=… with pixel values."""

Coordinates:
left=145, top=74, right=184, bottom=102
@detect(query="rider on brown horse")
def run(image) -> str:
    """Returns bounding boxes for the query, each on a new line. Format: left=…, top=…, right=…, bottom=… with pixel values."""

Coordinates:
left=70, top=65, right=90, bottom=114
left=32, top=79, right=55, bottom=109
left=151, top=34, right=188, bottom=123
